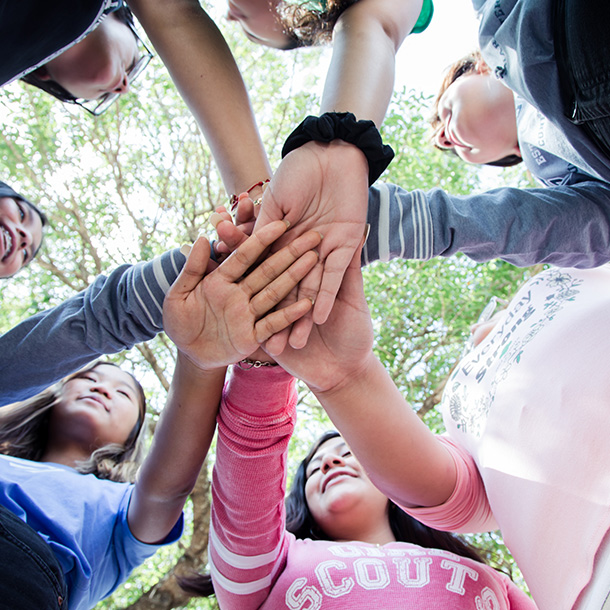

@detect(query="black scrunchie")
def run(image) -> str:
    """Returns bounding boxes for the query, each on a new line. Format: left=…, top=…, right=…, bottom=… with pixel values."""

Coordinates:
left=281, top=112, right=395, bottom=185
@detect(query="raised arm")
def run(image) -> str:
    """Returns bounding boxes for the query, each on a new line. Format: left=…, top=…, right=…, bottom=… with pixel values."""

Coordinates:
left=269, top=246, right=457, bottom=509
left=127, top=223, right=321, bottom=543
left=127, top=0, right=271, bottom=195
left=0, top=248, right=186, bottom=406
left=321, top=0, right=425, bottom=124
left=254, top=0, right=429, bottom=344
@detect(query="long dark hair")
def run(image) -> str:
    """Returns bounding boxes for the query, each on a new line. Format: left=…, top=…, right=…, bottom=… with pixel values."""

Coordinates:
left=0, top=361, right=147, bottom=482
left=20, top=7, right=136, bottom=103
left=286, top=430, right=485, bottom=563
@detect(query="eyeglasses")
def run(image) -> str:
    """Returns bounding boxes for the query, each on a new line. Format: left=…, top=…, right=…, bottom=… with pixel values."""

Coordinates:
left=74, top=24, right=153, bottom=116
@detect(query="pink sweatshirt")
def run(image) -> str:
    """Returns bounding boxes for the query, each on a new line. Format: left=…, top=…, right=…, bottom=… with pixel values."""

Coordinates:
left=209, top=366, right=536, bottom=609
left=407, top=266, right=610, bottom=610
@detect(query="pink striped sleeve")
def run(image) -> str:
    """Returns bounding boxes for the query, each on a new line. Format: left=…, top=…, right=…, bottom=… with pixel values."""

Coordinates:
left=209, top=365, right=297, bottom=610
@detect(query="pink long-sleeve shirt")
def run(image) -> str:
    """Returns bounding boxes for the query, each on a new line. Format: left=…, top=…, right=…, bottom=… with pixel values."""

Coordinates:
left=407, top=266, right=610, bottom=610
left=209, top=366, right=535, bottom=609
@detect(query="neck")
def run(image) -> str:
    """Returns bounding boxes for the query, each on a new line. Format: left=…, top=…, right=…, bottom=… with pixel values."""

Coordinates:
left=41, top=443, right=92, bottom=468
left=335, top=518, right=396, bottom=546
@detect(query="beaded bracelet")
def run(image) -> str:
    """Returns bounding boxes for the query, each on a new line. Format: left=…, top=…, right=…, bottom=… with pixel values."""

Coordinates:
left=236, top=358, right=278, bottom=370
left=229, top=179, right=270, bottom=212
left=281, top=112, right=394, bottom=185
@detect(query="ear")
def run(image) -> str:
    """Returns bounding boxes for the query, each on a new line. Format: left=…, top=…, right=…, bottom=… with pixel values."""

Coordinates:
left=31, top=66, right=52, bottom=81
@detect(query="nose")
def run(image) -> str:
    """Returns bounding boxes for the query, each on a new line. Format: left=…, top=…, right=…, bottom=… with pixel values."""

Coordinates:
left=321, top=453, right=345, bottom=474
left=434, top=125, right=452, bottom=149
left=114, top=74, right=129, bottom=94
left=91, top=383, right=111, bottom=399
left=16, top=226, right=32, bottom=251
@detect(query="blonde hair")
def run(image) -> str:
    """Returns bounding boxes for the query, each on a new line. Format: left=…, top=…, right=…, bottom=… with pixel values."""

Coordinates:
left=0, top=362, right=147, bottom=483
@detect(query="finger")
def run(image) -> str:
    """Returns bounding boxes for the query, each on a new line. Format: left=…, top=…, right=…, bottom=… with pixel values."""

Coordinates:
left=171, top=236, right=211, bottom=296
left=254, top=298, right=314, bottom=343
left=215, top=218, right=249, bottom=254
left=242, top=230, right=322, bottom=296
left=311, top=247, right=354, bottom=325
left=249, top=250, right=319, bottom=318
left=219, top=220, right=290, bottom=282
left=288, top=311, right=314, bottom=349
left=235, top=196, right=256, bottom=225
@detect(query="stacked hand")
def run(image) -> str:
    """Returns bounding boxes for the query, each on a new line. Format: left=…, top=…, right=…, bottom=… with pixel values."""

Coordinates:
left=163, top=221, right=322, bottom=371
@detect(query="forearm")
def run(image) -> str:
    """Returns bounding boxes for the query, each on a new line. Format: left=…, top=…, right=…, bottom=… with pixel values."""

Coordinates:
left=363, top=181, right=610, bottom=268
left=210, top=366, right=296, bottom=609
left=127, top=0, right=271, bottom=194
left=321, top=0, right=422, bottom=125
left=128, top=352, right=226, bottom=543
left=0, top=248, right=185, bottom=406
left=312, top=354, right=456, bottom=508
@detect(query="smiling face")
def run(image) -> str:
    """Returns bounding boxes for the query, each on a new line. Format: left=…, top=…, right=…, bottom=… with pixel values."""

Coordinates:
left=40, top=15, right=138, bottom=100
left=226, top=0, right=294, bottom=48
left=49, top=364, right=143, bottom=453
left=304, top=437, right=390, bottom=541
left=434, top=71, right=521, bottom=165
left=0, top=197, right=44, bottom=278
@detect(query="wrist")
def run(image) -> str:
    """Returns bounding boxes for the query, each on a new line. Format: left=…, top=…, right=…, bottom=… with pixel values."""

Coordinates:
left=281, top=112, right=394, bottom=185
left=309, top=352, right=378, bottom=399
left=177, top=349, right=227, bottom=377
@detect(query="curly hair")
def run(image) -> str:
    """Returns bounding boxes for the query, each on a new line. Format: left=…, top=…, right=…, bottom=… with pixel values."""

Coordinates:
left=429, top=50, right=522, bottom=168
left=0, top=361, right=147, bottom=483
left=278, top=0, right=358, bottom=47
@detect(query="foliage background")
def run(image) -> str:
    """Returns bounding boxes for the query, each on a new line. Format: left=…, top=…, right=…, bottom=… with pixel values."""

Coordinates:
left=0, top=6, right=538, bottom=608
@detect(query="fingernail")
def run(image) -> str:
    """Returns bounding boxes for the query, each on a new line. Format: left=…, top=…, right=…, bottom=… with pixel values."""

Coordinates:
left=283, top=220, right=291, bottom=228
left=179, top=244, right=192, bottom=257
left=363, top=223, right=371, bottom=242
left=318, top=231, right=324, bottom=240
left=209, top=212, right=224, bottom=229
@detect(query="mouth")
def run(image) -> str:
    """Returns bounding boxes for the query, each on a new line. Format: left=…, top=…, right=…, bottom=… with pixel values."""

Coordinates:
left=80, top=395, right=109, bottom=412
left=0, top=224, right=15, bottom=262
left=227, top=2, right=246, bottom=19
left=322, top=470, right=355, bottom=493
left=447, top=126, right=469, bottom=149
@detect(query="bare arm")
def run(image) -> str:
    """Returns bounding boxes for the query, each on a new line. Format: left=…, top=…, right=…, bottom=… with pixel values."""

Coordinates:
left=127, top=0, right=271, bottom=194
left=269, top=246, right=457, bottom=510
left=321, top=0, right=423, bottom=124
left=127, top=352, right=225, bottom=544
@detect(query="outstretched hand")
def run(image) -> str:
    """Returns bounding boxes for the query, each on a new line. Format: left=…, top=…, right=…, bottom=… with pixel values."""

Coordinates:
left=267, top=243, right=374, bottom=394
left=163, top=221, right=322, bottom=370
left=255, top=140, right=369, bottom=349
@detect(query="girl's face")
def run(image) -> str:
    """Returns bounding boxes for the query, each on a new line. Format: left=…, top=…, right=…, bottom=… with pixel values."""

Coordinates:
left=41, top=15, right=138, bottom=100
left=304, top=437, right=389, bottom=540
left=434, top=72, right=521, bottom=165
left=0, top=197, right=43, bottom=278
left=52, top=364, right=142, bottom=451
left=226, top=0, right=293, bottom=49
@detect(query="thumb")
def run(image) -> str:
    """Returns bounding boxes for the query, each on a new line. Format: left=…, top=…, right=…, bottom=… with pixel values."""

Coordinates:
left=173, top=235, right=211, bottom=297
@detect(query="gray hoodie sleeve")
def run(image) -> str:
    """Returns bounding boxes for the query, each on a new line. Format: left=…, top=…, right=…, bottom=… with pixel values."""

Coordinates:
left=363, top=181, right=610, bottom=268
left=0, top=248, right=186, bottom=405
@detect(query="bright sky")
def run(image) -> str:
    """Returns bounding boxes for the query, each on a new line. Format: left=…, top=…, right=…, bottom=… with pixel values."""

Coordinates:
left=395, top=0, right=480, bottom=96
